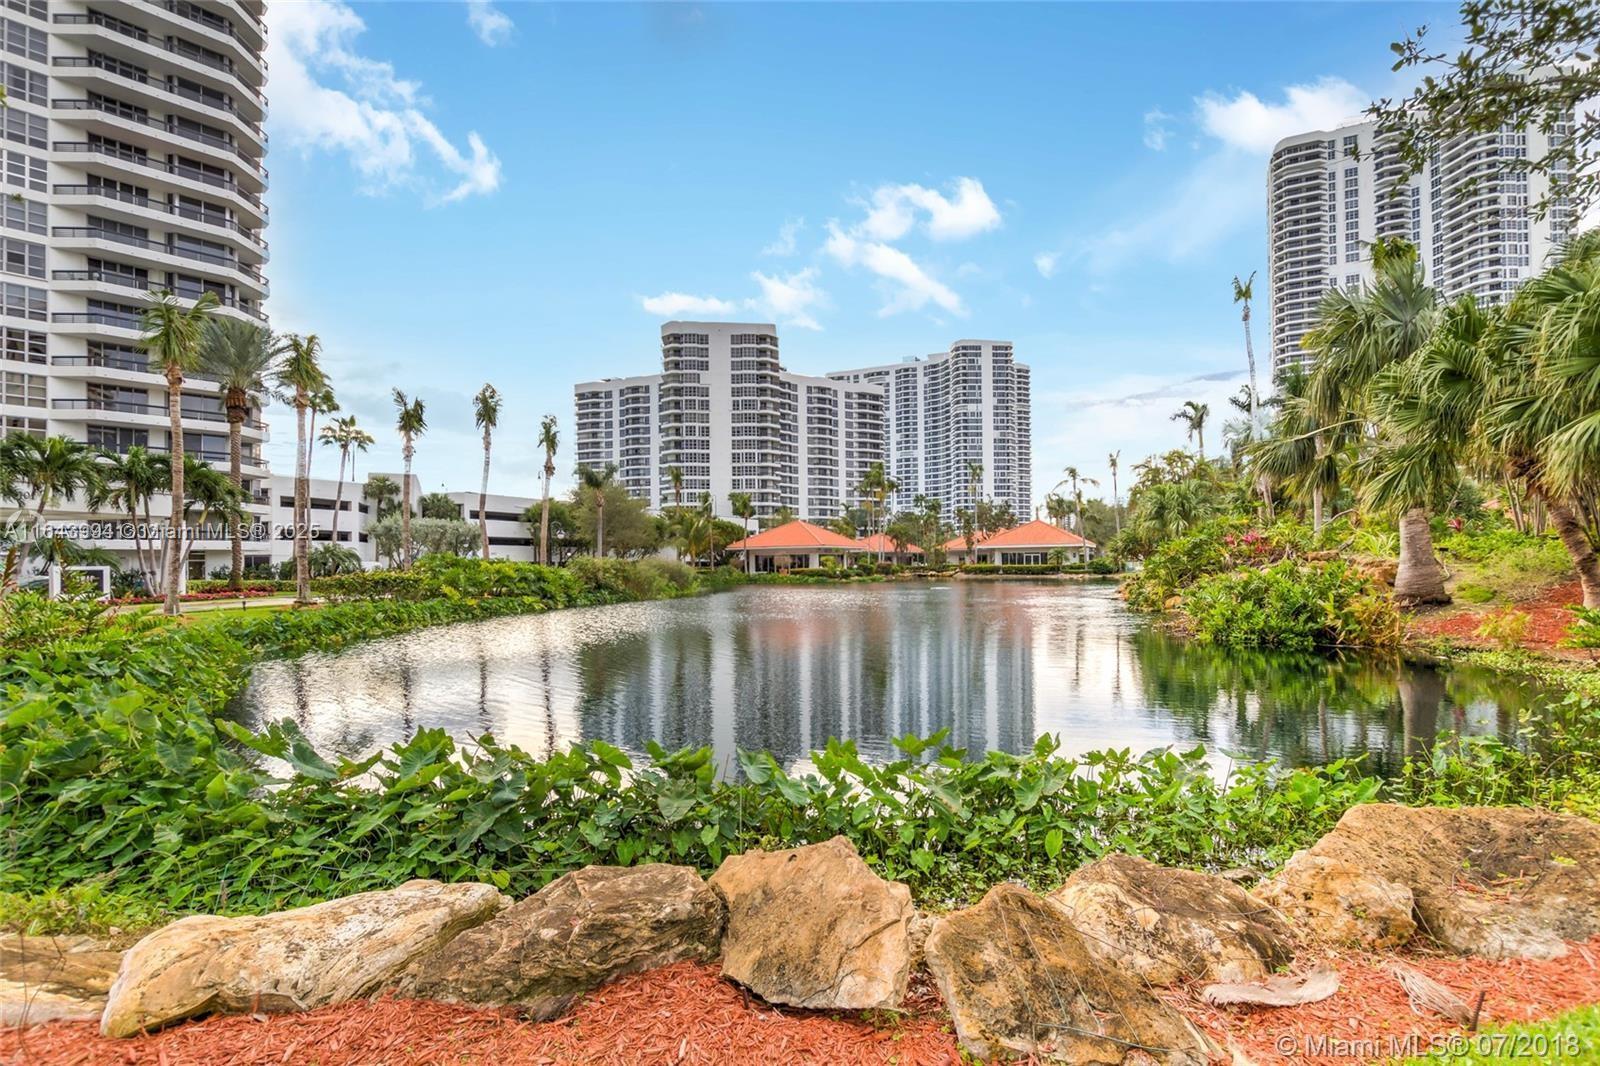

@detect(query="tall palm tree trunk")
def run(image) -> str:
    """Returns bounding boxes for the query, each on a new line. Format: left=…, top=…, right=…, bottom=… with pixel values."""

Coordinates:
left=400, top=441, right=414, bottom=568
left=294, top=403, right=311, bottom=603
left=1395, top=507, right=1449, bottom=605
left=227, top=409, right=244, bottom=590
left=595, top=492, right=605, bottom=558
left=539, top=466, right=552, bottom=565
left=1311, top=484, right=1324, bottom=534
left=744, top=515, right=752, bottom=575
left=330, top=447, right=348, bottom=542
left=479, top=430, right=492, bottom=561
left=163, top=367, right=186, bottom=614
left=1546, top=500, right=1600, bottom=608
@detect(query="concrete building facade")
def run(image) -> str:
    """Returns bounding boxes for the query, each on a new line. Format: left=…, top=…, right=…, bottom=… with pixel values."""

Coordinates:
left=827, top=341, right=1031, bottom=519
left=4, top=0, right=272, bottom=578
left=1268, top=115, right=1575, bottom=376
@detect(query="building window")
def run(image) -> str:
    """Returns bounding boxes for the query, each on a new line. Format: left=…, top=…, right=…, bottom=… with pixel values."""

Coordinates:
left=0, top=413, right=41, bottom=438
left=0, top=108, right=43, bottom=149
left=0, top=280, right=43, bottom=320
left=0, top=235, right=42, bottom=278
left=0, top=16, right=44, bottom=62
left=0, top=194, right=42, bottom=235
left=1, top=368, right=43, bottom=406
left=0, top=325, right=42, bottom=363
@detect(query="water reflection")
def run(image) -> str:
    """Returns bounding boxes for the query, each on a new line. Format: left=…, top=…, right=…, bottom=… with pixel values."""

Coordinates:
left=234, top=582, right=1551, bottom=774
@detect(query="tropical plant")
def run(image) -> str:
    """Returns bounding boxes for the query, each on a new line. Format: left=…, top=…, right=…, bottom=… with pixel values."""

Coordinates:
left=100, top=446, right=166, bottom=594
left=279, top=336, right=328, bottom=602
left=1170, top=400, right=1210, bottom=460
left=0, top=435, right=104, bottom=594
left=577, top=463, right=617, bottom=557
left=303, top=387, right=338, bottom=493
left=1044, top=493, right=1070, bottom=529
left=1055, top=466, right=1098, bottom=535
left=200, top=318, right=279, bottom=590
left=139, top=290, right=219, bottom=613
left=728, top=491, right=754, bottom=574
left=418, top=492, right=459, bottom=520
left=391, top=389, right=426, bottom=570
left=537, top=414, right=559, bottom=566
left=363, top=475, right=401, bottom=522
left=319, top=416, right=373, bottom=544
left=1233, top=271, right=1260, bottom=431
left=173, top=455, right=246, bottom=577
left=1108, top=450, right=1123, bottom=537
left=667, top=465, right=683, bottom=511
left=472, top=383, right=502, bottom=561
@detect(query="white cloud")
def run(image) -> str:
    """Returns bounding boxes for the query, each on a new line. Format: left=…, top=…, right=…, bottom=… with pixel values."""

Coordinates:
left=266, top=0, right=502, bottom=203
left=465, top=0, right=514, bottom=46
left=1198, top=77, right=1369, bottom=154
left=1142, top=108, right=1174, bottom=151
left=1080, top=151, right=1260, bottom=274
left=639, top=292, right=739, bottom=317
left=749, top=268, right=825, bottom=330
left=861, top=177, right=1001, bottom=242
left=1033, top=252, right=1059, bottom=279
left=824, top=224, right=963, bottom=317
left=760, top=217, right=805, bottom=257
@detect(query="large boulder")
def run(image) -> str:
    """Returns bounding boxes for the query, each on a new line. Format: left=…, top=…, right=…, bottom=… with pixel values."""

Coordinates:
left=709, top=836, right=914, bottom=1010
left=1253, top=851, right=1416, bottom=950
left=1, top=935, right=124, bottom=1026
left=101, top=879, right=507, bottom=1037
left=923, top=883, right=1216, bottom=1064
left=1048, top=853, right=1294, bottom=985
left=1271, top=804, right=1600, bottom=959
left=400, top=864, right=722, bottom=1019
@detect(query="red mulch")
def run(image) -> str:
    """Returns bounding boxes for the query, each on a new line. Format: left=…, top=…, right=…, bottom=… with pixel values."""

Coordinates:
left=1183, top=936, right=1600, bottom=1065
left=1411, top=580, right=1585, bottom=650
left=6, top=941, right=1600, bottom=1065
left=0, top=962, right=962, bottom=1066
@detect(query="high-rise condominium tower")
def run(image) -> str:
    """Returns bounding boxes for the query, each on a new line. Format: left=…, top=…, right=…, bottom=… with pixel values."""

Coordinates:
left=3, top=1, right=270, bottom=574
left=826, top=342, right=1031, bottom=520
left=575, top=322, right=887, bottom=524
left=1268, top=116, right=1574, bottom=377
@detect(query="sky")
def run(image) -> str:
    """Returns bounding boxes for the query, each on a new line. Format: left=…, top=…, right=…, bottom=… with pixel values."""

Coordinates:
left=258, top=0, right=1451, bottom=508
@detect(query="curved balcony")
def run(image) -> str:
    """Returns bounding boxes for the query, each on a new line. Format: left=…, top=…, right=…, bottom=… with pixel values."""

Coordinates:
left=51, top=226, right=265, bottom=292
left=53, top=183, right=267, bottom=259
left=53, top=141, right=266, bottom=226
left=51, top=99, right=266, bottom=185
left=50, top=13, right=266, bottom=117
left=50, top=55, right=265, bottom=149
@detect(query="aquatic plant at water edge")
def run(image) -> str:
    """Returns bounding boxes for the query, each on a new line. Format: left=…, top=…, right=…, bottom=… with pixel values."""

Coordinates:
left=1183, top=560, right=1403, bottom=651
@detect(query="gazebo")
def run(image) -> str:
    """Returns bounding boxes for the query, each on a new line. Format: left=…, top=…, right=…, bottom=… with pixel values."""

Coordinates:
left=727, top=520, right=866, bottom=572
left=943, top=519, right=1097, bottom=565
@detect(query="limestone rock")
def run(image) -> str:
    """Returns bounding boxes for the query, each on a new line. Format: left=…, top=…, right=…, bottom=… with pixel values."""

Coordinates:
left=1276, top=804, right=1600, bottom=959
left=401, top=864, right=722, bottom=1019
left=1, top=935, right=123, bottom=1026
left=101, top=879, right=506, bottom=1037
left=923, top=883, right=1216, bottom=1064
left=1049, top=853, right=1294, bottom=985
left=1254, top=851, right=1416, bottom=950
left=709, top=836, right=913, bottom=1010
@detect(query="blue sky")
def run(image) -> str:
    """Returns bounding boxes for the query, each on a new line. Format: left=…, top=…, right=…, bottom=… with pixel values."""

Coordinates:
left=260, top=0, right=1445, bottom=507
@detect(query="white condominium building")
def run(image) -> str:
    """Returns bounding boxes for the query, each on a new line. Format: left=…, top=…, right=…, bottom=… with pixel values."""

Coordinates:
left=1268, top=116, right=1574, bottom=376
left=827, top=341, right=1031, bottom=520
left=2, top=0, right=271, bottom=576
left=577, top=322, right=886, bottom=524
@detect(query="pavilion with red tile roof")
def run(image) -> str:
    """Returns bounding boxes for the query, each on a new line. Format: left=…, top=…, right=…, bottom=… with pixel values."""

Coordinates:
left=726, top=519, right=866, bottom=571
left=854, top=532, right=922, bottom=563
left=943, top=519, right=1097, bottom=564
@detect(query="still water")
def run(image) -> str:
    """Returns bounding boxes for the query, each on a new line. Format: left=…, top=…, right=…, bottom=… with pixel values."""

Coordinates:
left=234, top=582, right=1551, bottom=775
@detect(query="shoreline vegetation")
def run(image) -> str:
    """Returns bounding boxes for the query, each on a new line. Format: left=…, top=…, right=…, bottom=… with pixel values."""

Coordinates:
left=4, top=555, right=1599, bottom=941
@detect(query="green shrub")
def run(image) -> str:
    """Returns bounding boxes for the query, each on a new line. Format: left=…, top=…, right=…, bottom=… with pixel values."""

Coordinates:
left=1563, top=606, right=1600, bottom=652
left=1474, top=609, right=1530, bottom=651
left=1183, top=560, right=1402, bottom=651
left=1455, top=582, right=1496, bottom=604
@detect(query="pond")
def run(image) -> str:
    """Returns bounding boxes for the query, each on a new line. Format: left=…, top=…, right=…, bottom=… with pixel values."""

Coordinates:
left=234, top=581, right=1554, bottom=775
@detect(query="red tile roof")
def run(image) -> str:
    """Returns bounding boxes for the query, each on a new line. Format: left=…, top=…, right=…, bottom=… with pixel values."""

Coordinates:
left=727, top=519, right=863, bottom=552
left=855, top=533, right=922, bottom=553
left=945, top=519, right=1095, bottom=551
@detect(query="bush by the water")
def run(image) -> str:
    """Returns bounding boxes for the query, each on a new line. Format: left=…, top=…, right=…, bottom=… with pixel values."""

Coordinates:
left=1184, top=560, right=1404, bottom=651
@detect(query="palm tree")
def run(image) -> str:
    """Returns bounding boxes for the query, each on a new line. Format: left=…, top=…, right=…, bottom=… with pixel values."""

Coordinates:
left=1053, top=467, right=1097, bottom=534
left=966, top=461, right=984, bottom=507
left=537, top=414, right=558, bottom=565
left=1251, top=368, right=1345, bottom=533
left=578, top=463, right=616, bottom=557
left=102, top=445, right=166, bottom=593
left=173, top=455, right=245, bottom=579
left=472, top=383, right=503, bottom=561
left=302, top=387, right=338, bottom=490
left=0, top=435, right=104, bottom=593
left=140, top=289, right=219, bottom=613
left=1044, top=493, right=1071, bottom=529
left=279, top=336, right=328, bottom=602
left=667, top=465, right=684, bottom=512
left=391, top=389, right=426, bottom=569
left=200, top=317, right=278, bottom=590
left=363, top=474, right=400, bottom=521
left=1305, top=238, right=1446, bottom=604
left=1170, top=400, right=1210, bottom=460
left=1233, top=271, right=1260, bottom=431
left=1108, top=451, right=1122, bottom=536
left=729, top=491, right=754, bottom=574
left=319, top=416, right=372, bottom=543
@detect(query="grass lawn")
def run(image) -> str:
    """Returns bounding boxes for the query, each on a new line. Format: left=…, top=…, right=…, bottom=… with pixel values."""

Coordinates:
left=1399, top=1004, right=1600, bottom=1063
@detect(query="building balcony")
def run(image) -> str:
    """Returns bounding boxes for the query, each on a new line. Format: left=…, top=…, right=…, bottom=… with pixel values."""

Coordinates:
left=51, top=98, right=267, bottom=185
left=52, top=141, right=266, bottom=224
left=51, top=226, right=265, bottom=287
left=52, top=397, right=267, bottom=432
left=49, top=56, right=266, bottom=148
left=53, top=183, right=267, bottom=258
left=50, top=14, right=267, bottom=116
